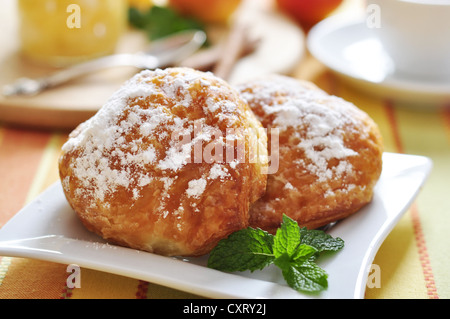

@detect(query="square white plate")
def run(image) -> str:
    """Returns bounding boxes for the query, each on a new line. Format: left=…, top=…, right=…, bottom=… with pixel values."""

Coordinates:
left=0, top=152, right=432, bottom=299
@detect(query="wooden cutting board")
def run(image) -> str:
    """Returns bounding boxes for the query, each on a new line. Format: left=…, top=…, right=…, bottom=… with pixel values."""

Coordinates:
left=0, top=0, right=305, bottom=131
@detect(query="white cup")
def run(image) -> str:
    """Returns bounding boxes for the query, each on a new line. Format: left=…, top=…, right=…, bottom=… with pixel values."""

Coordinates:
left=367, top=0, right=450, bottom=81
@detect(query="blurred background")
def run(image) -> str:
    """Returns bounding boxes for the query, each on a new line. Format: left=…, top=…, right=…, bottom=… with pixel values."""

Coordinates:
left=0, top=0, right=357, bottom=129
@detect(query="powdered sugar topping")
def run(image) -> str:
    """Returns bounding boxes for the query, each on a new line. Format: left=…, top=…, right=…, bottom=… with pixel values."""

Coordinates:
left=186, top=178, right=207, bottom=198
left=61, top=68, right=245, bottom=209
left=238, top=75, right=360, bottom=187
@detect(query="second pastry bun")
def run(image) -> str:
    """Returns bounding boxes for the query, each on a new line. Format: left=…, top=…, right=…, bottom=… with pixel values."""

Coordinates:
left=238, top=75, right=383, bottom=232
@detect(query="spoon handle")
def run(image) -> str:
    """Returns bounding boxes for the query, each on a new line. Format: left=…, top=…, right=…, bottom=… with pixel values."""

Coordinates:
left=2, top=30, right=207, bottom=97
left=2, top=53, right=159, bottom=96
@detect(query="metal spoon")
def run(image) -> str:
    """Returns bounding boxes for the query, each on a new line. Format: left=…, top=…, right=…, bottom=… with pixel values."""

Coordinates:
left=2, top=30, right=207, bottom=97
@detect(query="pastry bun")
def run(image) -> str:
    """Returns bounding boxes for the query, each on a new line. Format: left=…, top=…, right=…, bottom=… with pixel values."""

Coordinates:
left=59, top=67, right=268, bottom=256
left=237, top=75, right=383, bottom=232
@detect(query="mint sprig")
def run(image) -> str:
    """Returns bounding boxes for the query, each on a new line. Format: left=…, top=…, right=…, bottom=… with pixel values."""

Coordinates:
left=129, top=6, right=206, bottom=41
left=207, top=214, right=344, bottom=293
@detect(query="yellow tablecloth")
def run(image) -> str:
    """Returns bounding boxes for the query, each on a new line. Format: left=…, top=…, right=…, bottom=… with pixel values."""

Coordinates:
left=1, top=2, right=449, bottom=300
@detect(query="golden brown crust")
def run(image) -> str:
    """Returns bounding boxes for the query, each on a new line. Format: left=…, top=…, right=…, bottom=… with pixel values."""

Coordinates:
left=59, top=67, right=268, bottom=256
left=237, top=75, right=383, bottom=232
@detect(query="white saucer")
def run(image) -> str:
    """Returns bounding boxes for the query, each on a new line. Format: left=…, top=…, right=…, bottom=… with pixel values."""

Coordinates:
left=307, top=15, right=450, bottom=106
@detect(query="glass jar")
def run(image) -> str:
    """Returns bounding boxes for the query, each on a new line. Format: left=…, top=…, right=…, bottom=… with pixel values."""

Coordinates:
left=18, top=0, right=127, bottom=67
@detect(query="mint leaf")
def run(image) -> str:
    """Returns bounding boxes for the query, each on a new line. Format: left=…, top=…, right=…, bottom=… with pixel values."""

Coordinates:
left=273, top=214, right=301, bottom=258
left=273, top=214, right=318, bottom=261
left=291, top=243, right=318, bottom=262
left=207, top=227, right=274, bottom=272
left=277, top=259, right=328, bottom=293
left=129, top=6, right=205, bottom=41
left=299, top=227, right=344, bottom=254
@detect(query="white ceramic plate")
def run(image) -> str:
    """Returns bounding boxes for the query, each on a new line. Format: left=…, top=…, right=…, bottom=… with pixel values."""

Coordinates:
left=307, top=15, right=450, bottom=106
left=0, top=152, right=432, bottom=299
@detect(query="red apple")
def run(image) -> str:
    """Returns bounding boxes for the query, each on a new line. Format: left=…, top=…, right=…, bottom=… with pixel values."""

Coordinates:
left=276, top=0, right=343, bottom=30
